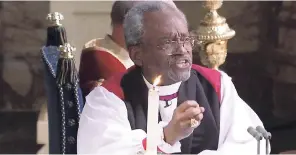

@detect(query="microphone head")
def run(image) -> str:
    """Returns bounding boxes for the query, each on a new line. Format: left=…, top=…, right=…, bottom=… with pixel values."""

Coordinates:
left=255, top=126, right=266, bottom=132
left=247, top=127, right=263, bottom=141
left=256, top=126, right=272, bottom=139
left=247, top=126, right=254, bottom=133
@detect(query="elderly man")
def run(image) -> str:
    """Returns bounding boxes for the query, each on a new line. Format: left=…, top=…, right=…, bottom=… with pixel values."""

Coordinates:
left=77, top=1, right=269, bottom=155
left=79, top=1, right=177, bottom=97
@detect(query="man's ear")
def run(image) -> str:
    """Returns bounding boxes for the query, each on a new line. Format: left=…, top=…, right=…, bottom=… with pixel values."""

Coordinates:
left=128, top=46, right=143, bottom=66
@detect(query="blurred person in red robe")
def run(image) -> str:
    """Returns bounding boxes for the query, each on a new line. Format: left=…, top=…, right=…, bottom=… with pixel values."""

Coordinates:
left=78, top=1, right=136, bottom=97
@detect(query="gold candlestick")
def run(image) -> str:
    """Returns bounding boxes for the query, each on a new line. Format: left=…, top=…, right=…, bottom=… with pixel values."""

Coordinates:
left=195, top=0, right=235, bottom=70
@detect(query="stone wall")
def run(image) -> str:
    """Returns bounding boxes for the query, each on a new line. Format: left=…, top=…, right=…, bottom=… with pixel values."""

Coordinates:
left=0, top=1, right=49, bottom=153
left=1, top=1, right=48, bottom=111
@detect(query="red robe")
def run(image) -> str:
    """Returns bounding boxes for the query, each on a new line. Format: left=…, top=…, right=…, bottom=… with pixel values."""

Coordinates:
left=79, top=36, right=134, bottom=97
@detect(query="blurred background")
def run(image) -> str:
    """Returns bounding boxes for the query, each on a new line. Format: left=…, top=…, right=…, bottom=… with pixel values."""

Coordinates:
left=0, top=1, right=295, bottom=154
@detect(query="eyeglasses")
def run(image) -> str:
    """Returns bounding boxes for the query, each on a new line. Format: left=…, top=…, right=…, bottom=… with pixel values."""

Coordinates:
left=156, top=36, right=195, bottom=51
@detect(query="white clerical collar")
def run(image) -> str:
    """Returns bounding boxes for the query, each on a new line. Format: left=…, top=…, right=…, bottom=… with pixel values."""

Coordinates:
left=142, top=75, right=181, bottom=96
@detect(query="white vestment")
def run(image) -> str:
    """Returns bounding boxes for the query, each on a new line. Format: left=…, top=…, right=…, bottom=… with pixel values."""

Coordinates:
left=77, top=71, right=270, bottom=155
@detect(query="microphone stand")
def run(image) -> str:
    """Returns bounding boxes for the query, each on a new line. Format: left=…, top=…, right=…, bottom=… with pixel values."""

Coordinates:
left=256, top=126, right=272, bottom=155
left=266, top=138, right=269, bottom=155
left=264, top=132, right=271, bottom=155
left=247, top=127, right=263, bottom=155
left=257, top=139, right=261, bottom=155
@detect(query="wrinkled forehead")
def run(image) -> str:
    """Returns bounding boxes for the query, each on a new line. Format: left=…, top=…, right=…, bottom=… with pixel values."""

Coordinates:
left=131, top=0, right=177, bottom=8
left=143, top=9, right=189, bottom=40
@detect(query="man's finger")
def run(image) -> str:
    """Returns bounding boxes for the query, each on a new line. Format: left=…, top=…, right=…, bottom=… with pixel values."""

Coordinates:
left=180, top=107, right=202, bottom=121
left=200, top=107, right=205, bottom=113
left=194, top=113, right=203, bottom=122
left=177, top=100, right=199, bottom=112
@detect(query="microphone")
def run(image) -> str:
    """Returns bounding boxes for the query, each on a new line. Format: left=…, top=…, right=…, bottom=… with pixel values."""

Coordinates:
left=247, top=127, right=263, bottom=141
left=247, top=127, right=263, bottom=155
left=256, top=126, right=271, bottom=155
left=256, top=126, right=272, bottom=139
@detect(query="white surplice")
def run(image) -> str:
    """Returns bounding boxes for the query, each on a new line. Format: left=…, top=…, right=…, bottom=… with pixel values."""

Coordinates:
left=77, top=71, right=270, bottom=155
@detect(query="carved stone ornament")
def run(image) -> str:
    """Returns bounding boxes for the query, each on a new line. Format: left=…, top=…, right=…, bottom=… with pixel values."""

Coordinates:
left=195, top=0, right=235, bottom=70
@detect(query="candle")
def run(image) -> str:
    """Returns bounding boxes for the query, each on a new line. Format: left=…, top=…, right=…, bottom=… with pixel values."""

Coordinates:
left=145, top=75, right=161, bottom=155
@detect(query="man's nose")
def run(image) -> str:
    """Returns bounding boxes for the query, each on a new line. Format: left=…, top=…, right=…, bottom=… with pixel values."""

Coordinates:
left=175, top=42, right=190, bottom=54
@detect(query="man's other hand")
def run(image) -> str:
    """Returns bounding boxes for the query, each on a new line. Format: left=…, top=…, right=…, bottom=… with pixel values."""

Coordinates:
left=163, top=100, right=205, bottom=145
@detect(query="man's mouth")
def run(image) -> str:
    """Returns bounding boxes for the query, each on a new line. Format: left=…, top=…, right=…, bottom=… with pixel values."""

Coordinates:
left=175, top=58, right=191, bottom=69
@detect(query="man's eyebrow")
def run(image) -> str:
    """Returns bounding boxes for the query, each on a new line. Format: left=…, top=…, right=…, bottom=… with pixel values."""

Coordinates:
left=159, top=33, right=174, bottom=38
left=159, top=32, right=190, bottom=39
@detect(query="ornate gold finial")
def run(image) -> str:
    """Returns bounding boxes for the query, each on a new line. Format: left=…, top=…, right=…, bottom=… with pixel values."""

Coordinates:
left=47, top=12, right=64, bottom=26
left=59, top=43, right=76, bottom=59
left=195, top=0, right=235, bottom=70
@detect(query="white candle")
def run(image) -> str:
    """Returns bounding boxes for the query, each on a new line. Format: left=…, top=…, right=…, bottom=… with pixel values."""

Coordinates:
left=145, top=76, right=161, bottom=155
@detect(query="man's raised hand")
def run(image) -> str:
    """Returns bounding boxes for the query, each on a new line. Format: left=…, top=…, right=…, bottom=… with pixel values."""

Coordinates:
left=163, top=100, right=205, bottom=145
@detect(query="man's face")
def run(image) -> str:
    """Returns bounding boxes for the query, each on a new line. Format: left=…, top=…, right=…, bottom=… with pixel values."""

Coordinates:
left=137, top=10, right=193, bottom=85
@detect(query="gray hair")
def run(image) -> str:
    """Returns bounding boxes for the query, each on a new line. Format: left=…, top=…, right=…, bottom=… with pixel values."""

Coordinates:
left=123, top=1, right=187, bottom=48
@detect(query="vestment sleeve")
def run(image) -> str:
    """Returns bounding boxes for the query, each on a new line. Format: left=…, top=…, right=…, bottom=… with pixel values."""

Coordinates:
left=77, top=86, right=181, bottom=155
left=198, top=71, right=270, bottom=155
